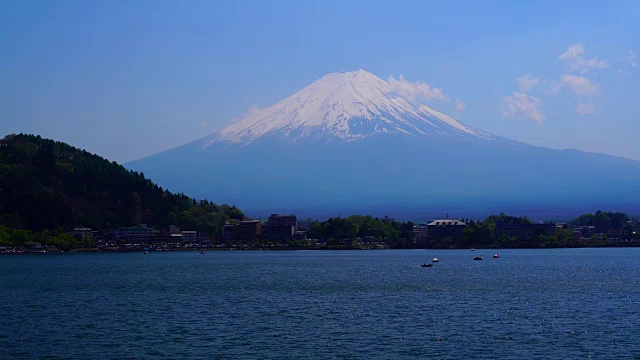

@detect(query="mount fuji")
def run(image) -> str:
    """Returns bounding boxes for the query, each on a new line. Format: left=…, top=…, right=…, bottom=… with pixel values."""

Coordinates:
left=127, top=70, right=640, bottom=219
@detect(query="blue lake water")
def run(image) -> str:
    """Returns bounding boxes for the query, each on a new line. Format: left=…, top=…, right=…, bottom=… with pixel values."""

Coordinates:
left=1, top=248, right=639, bottom=359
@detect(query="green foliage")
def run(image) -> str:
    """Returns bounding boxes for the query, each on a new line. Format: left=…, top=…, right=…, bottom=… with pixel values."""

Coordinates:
left=572, top=213, right=595, bottom=226
left=462, top=222, right=495, bottom=248
left=51, top=233, right=78, bottom=251
left=0, top=134, right=244, bottom=235
left=305, top=215, right=414, bottom=248
left=484, top=213, right=532, bottom=225
left=571, top=210, right=629, bottom=233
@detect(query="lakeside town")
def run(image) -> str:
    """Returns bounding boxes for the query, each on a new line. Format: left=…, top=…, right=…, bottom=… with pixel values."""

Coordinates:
left=3, top=211, right=639, bottom=254
left=1, top=136, right=639, bottom=254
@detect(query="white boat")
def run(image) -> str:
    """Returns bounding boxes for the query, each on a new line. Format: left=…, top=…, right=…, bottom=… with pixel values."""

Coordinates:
left=432, top=258, right=439, bottom=263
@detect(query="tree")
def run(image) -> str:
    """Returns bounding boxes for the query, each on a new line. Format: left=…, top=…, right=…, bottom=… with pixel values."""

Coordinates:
left=10, top=229, right=30, bottom=246
left=594, top=211, right=612, bottom=233
left=51, top=233, right=77, bottom=250
left=307, top=221, right=323, bottom=239
left=0, top=134, right=246, bottom=238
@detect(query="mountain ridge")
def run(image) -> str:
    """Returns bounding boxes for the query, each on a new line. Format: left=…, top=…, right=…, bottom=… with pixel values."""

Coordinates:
left=127, top=70, right=640, bottom=219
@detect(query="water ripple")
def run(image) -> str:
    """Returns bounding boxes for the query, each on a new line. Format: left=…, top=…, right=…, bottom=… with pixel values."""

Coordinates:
left=1, top=249, right=639, bottom=358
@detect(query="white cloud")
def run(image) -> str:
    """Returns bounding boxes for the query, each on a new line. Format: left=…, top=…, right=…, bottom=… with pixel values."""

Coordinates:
left=626, top=50, right=637, bottom=68
left=549, top=74, right=600, bottom=96
left=455, top=98, right=466, bottom=112
left=575, top=103, right=595, bottom=115
left=516, top=74, right=540, bottom=93
left=199, top=120, right=209, bottom=128
left=501, top=92, right=544, bottom=124
left=228, top=104, right=263, bottom=125
left=387, top=75, right=449, bottom=102
left=245, top=104, right=262, bottom=116
left=559, top=43, right=609, bottom=73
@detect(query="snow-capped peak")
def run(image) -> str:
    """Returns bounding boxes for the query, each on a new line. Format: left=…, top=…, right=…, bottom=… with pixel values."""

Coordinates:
left=206, top=70, right=494, bottom=146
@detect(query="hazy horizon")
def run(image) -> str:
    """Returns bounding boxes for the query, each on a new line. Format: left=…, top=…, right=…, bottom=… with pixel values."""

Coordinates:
left=1, top=1, right=639, bottom=163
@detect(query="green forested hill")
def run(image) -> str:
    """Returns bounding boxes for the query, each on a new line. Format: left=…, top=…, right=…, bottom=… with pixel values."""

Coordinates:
left=0, top=134, right=244, bottom=234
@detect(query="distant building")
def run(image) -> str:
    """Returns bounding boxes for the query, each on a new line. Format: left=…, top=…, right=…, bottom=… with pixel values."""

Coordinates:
left=120, top=224, right=159, bottom=243
left=102, top=230, right=128, bottom=244
left=413, top=223, right=428, bottom=240
left=266, top=214, right=297, bottom=229
left=181, top=231, right=198, bottom=243
left=495, top=223, right=555, bottom=239
left=169, top=233, right=183, bottom=243
left=197, top=233, right=211, bottom=244
left=222, top=223, right=236, bottom=242
left=426, top=220, right=467, bottom=241
left=262, top=214, right=297, bottom=241
left=69, top=227, right=93, bottom=240
left=234, top=220, right=262, bottom=241
left=575, top=225, right=595, bottom=238
left=24, top=242, right=42, bottom=250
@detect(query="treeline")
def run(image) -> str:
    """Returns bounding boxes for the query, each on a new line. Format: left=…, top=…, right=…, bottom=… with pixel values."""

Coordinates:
left=0, top=226, right=88, bottom=251
left=419, top=222, right=581, bottom=249
left=426, top=211, right=637, bottom=249
left=305, top=212, right=639, bottom=250
left=1, top=134, right=638, bottom=251
left=0, top=134, right=244, bottom=237
left=306, top=215, right=415, bottom=248
left=571, top=210, right=630, bottom=233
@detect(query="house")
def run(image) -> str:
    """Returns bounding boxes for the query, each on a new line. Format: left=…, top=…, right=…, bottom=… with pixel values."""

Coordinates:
left=426, top=220, right=467, bottom=241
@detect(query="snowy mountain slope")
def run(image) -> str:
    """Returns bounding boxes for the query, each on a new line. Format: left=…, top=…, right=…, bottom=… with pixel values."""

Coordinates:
left=204, top=70, right=493, bottom=146
left=127, top=70, right=640, bottom=219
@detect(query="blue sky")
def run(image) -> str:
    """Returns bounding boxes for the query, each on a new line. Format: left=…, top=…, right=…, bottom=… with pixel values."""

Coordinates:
left=1, top=0, right=639, bottom=162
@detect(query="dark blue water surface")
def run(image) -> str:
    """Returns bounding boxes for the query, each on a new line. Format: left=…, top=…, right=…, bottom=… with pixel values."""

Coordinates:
left=1, top=249, right=639, bottom=359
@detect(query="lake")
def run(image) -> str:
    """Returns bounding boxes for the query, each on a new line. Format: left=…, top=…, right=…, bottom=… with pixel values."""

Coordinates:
left=1, top=248, right=639, bottom=359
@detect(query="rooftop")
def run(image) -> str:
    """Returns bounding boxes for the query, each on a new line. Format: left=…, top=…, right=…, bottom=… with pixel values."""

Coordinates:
left=427, top=220, right=466, bottom=226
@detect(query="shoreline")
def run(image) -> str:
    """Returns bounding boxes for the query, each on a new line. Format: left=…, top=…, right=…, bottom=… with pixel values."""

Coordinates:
left=3, top=244, right=640, bottom=255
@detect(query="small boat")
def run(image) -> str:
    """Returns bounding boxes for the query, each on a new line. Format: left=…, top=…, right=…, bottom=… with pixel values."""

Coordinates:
left=473, top=255, right=483, bottom=261
left=470, top=249, right=475, bottom=252
left=200, top=251, right=206, bottom=254
left=144, top=251, right=148, bottom=254
left=432, top=258, right=439, bottom=263
left=493, top=253, right=499, bottom=258
left=421, top=263, right=434, bottom=267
